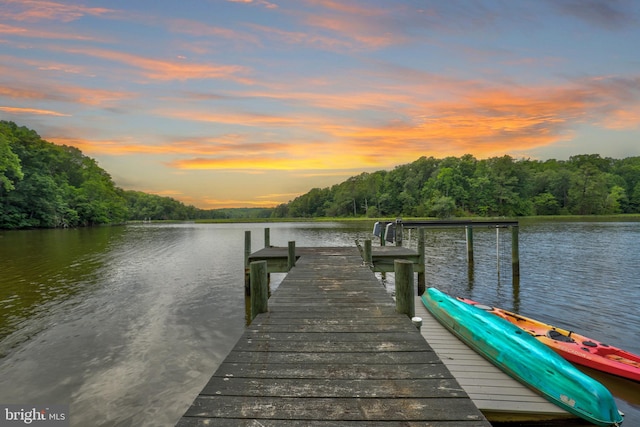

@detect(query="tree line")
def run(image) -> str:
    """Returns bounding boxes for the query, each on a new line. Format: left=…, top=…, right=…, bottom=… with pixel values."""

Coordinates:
left=272, top=153, right=640, bottom=219
left=3, top=121, right=640, bottom=229
left=0, top=121, right=228, bottom=229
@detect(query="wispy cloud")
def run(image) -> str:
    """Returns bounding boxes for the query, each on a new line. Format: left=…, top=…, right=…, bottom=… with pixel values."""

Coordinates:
left=550, top=0, right=638, bottom=30
left=0, top=105, right=70, bottom=116
left=54, top=46, right=253, bottom=83
left=158, top=109, right=306, bottom=127
left=301, top=1, right=407, bottom=49
left=167, top=18, right=261, bottom=45
left=0, top=23, right=99, bottom=40
left=0, top=80, right=134, bottom=107
left=0, top=0, right=115, bottom=22
left=226, top=0, right=278, bottom=9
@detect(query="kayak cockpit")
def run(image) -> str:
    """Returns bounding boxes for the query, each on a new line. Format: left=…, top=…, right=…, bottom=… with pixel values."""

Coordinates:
left=547, top=329, right=575, bottom=343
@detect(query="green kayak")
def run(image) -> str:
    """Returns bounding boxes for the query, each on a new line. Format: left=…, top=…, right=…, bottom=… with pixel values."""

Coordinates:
left=422, top=287, right=624, bottom=427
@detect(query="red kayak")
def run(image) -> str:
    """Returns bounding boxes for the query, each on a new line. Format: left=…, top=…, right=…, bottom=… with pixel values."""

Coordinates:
left=459, top=297, right=640, bottom=383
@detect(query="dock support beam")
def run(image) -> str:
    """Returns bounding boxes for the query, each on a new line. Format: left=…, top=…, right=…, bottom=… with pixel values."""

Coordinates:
left=250, top=260, right=268, bottom=321
left=465, top=226, right=474, bottom=264
left=395, top=218, right=403, bottom=247
left=512, top=225, right=520, bottom=282
left=244, top=231, right=251, bottom=296
left=417, top=228, right=426, bottom=295
left=288, top=241, right=296, bottom=270
left=394, top=259, right=415, bottom=318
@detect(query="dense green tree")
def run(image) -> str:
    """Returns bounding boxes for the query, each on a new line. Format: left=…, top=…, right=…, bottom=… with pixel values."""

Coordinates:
left=612, top=157, right=640, bottom=213
left=0, top=132, right=23, bottom=192
left=272, top=152, right=640, bottom=219
left=532, top=192, right=561, bottom=215
left=0, top=121, right=205, bottom=229
left=428, top=196, right=456, bottom=219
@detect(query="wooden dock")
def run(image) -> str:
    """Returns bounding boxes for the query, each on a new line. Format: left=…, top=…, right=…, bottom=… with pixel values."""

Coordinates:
left=177, top=246, right=490, bottom=426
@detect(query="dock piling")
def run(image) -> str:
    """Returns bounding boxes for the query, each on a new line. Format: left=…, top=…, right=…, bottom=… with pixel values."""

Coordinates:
left=394, top=259, right=415, bottom=318
left=287, top=241, right=296, bottom=270
left=249, top=260, right=268, bottom=321
left=465, top=226, right=474, bottom=263
left=395, top=218, right=403, bottom=247
left=417, top=228, right=426, bottom=295
left=244, top=231, right=251, bottom=296
left=512, top=225, right=520, bottom=282
left=363, top=239, right=372, bottom=267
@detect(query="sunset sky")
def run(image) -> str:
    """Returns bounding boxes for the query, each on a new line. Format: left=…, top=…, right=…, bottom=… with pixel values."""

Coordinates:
left=1, top=0, right=639, bottom=209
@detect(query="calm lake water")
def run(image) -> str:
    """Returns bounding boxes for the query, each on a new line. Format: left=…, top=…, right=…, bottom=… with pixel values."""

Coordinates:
left=1, top=221, right=639, bottom=426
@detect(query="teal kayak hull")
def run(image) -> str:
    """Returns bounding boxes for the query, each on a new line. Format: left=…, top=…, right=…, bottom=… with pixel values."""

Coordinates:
left=422, top=288, right=623, bottom=427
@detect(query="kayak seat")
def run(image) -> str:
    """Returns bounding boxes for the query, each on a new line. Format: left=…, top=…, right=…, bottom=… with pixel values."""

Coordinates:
left=547, top=329, right=575, bottom=342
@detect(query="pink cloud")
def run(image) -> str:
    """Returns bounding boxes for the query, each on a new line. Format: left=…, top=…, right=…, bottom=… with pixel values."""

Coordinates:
left=55, top=46, right=253, bottom=83
left=1, top=0, right=114, bottom=23
left=0, top=23, right=100, bottom=41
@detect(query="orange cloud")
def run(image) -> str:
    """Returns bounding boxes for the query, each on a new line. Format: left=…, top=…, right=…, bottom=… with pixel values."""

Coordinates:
left=71, top=71, right=639, bottom=171
left=166, top=144, right=377, bottom=171
left=202, top=197, right=286, bottom=209
left=160, top=109, right=303, bottom=127
left=47, top=135, right=295, bottom=158
left=3, top=82, right=131, bottom=105
left=47, top=137, right=168, bottom=155
left=0, top=106, right=70, bottom=116
left=256, top=192, right=301, bottom=199
left=602, top=106, right=640, bottom=129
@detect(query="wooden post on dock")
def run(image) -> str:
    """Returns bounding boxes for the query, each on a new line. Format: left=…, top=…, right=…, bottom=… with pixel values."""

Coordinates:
left=465, top=226, right=474, bottom=264
left=264, top=228, right=271, bottom=296
left=244, top=231, right=251, bottom=296
left=395, top=218, right=403, bottom=247
left=364, top=239, right=372, bottom=267
left=244, top=231, right=251, bottom=267
left=512, top=225, right=520, bottom=282
left=394, top=259, right=415, bottom=318
left=417, top=228, right=426, bottom=296
left=250, top=260, right=268, bottom=321
left=288, top=241, right=296, bottom=270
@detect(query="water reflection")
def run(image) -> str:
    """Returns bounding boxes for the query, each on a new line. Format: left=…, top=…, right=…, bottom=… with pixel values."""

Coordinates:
left=0, top=227, right=126, bottom=353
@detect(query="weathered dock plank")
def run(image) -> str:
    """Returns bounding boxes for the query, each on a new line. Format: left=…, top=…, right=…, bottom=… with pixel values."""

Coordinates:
left=177, top=246, right=490, bottom=426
